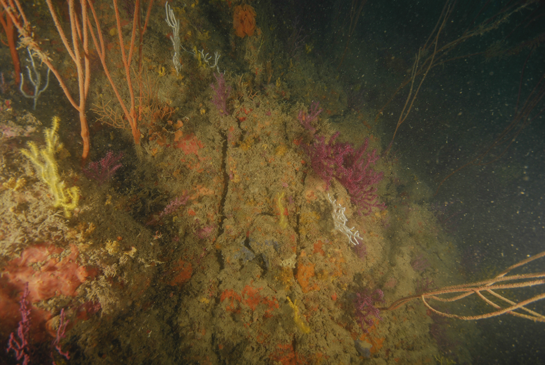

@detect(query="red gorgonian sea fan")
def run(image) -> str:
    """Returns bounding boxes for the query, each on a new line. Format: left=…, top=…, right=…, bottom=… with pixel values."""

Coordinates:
left=301, top=129, right=385, bottom=215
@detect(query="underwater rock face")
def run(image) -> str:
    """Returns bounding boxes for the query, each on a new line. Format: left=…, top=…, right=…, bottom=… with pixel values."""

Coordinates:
left=354, top=339, right=372, bottom=359
left=4, top=0, right=543, bottom=363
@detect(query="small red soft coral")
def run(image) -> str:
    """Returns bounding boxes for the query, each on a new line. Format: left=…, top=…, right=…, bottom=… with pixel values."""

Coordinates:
left=233, top=4, right=256, bottom=38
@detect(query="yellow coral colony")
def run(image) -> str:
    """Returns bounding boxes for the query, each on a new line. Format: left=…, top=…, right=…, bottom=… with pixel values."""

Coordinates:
left=20, top=116, right=80, bottom=217
left=287, top=297, right=311, bottom=334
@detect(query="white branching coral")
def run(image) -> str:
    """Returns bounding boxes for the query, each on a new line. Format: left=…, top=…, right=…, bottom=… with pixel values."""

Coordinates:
left=165, top=3, right=182, bottom=75
left=328, top=193, right=363, bottom=246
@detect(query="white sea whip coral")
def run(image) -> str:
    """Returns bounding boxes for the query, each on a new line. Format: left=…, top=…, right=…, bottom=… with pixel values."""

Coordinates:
left=165, top=2, right=182, bottom=75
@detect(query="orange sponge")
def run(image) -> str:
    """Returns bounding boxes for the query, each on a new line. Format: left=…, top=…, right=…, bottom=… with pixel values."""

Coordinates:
left=233, top=5, right=256, bottom=38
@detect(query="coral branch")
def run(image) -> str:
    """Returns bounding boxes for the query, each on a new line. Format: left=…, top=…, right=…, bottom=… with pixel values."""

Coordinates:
left=52, top=308, right=70, bottom=361
left=21, top=117, right=80, bottom=217
left=146, top=194, right=190, bottom=225
left=298, top=101, right=322, bottom=134
left=0, top=0, right=93, bottom=160
left=6, top=283, right=31, bottom=365
left=354, top=289, right=384, bottom=333
left=210, top=73, right=231, bottom=116
left=82, top=151, right=123, bottom=185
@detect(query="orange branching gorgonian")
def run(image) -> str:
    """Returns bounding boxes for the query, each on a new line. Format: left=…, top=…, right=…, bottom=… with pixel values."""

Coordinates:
left=233, top=4, right=256, bottom=38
